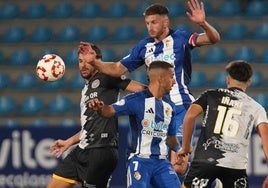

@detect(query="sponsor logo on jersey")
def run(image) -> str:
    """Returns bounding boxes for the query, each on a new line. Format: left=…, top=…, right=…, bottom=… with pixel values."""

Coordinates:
left=91, top=79, right=100, bottom=88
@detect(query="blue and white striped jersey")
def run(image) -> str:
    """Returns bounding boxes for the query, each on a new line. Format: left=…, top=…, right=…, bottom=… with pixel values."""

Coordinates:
left=120, top=29, right=198, bottom=106
left=112, top=89, right=177, bottom=159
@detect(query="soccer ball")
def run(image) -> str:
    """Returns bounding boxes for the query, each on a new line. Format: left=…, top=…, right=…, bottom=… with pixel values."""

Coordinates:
left=36, top=54, right=65, bottom=82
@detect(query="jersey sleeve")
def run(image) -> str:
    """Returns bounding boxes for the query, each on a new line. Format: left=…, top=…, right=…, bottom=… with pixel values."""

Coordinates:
left=254, top=106, right=268, bottom=128
left=107, top=75, right=131, bottom=90
left=112, top=93, right=137, bottom=117
left=174, top=29, right=198, bottom=48
left=120, top=40, right=147, bottom=72
left=193, top=90, right=209, bottom=110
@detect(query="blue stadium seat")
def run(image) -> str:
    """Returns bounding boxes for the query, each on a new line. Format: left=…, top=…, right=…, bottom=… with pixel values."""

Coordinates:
left=69, top=72, right=85, bottom=89
left=30, top=118, right=50, bottom=127
left=252, top=23, right=268, bottom=40
left=48, top=95, right=72, bottom=114
left=191, top=49, right=199, bottom=63
left=107, top=2, right=128, bottom=18
left=2, top=119, right=21, bottom=128
left=0, top=51, right=3, bottom=64
left=25, top=3, right=46, bottom=19
left=253, top=94, right=268, bottom=110
left=52, top=2, right=74, bottom=18
left=58, top=26, right=80, bottom=42
left=14, top=72, right=37, bottom=89
left=3, top=26, right=25, bottom=43
left=233, top=46, right=256, bottom=62
left=57, top=118, right=79, bottom=127
left=79, top=2, right=102, bottom=18
left=224, top=23, right=248, bottom=40
left=260, top=49, right=268, bottom=64
left=113, top=25, right=136, bottom=41
left=86, top=25, right=108, bottom=42
left=9, top=49, right=32, bottom=65
left=211, top=71, right=227, bottom=88
left=37, top=49, right=59, bottom=60
left=250, top=71, right=263, bottom=87
left=0, top=96, right=16, bottom=116
left=203, top=1, right=214, bottom=16
left=65, top=48, right=78, bottom=66
left=30, top=26, right=53, bottom=42
left=245, top=0, right=267, bottom=18
left=129, top=71, right=149, bottom=85
left=166, top=2, right=185, bottom=17
left=0, top=73, right=10, bottom=89
left=188, top=71, right=207, bottom=88
left=218, top=1, right=242, bottom=17
left=39, top=77, right=65, bottom=90
left=0, top=3, right=20, bottom=19
left=19, top=96, right=44, bottom=115
left=101, top=48, right=116, bottom=61
left=204, top=46, right=227, bottom=64
left=133, top=1, right=152, bottom=17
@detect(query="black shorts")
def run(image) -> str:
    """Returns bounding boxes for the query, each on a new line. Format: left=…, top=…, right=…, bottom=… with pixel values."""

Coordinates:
left=183, top=161, right=248, bottom=188
left=53, top=146, right=118, bottom=188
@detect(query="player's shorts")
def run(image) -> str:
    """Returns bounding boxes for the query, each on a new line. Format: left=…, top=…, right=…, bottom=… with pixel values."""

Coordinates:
left=127, top=155, right=181, bottom=188
left=53, top=146, right=118, bottom=188
left=183, top=161, right=248, bottom=188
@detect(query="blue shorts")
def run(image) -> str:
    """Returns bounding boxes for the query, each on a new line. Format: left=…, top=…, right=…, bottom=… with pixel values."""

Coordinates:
left=127, top=155, right=181, bottom=188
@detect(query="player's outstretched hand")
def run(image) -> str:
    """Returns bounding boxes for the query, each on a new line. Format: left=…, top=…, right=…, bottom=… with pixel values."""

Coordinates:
left=78, top=41, right=96, bottom=64
left=186, top=0, right=205, bottom=25
left=50, top=139, right=70, bottom=158
left=88, top=98, right=104, bottom=111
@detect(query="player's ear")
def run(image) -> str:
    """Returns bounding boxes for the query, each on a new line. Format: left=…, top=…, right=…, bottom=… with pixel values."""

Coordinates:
left=246, top=79, right=252, bottom=87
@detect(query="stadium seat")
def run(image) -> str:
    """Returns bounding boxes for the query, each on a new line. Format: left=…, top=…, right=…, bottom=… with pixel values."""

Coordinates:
left=79, top=2, right=102, bottom=18
left=174, top=24, right=191, bottom=32
left=14, top=72, right=37, bottom=89
left=233, top=46, right=256, bottom=62
left=39, top=77, right=65, bottom=90
left=101, top=48, right=116, bottom=61
left=252, top=23, right=268, bottom=40
left=58, top=26, right=80, bottom=42
left=188, top=71, right=207, bottom=88
left=113, top=25, right=136, bottom=41
left=260, top=49, right=268, bottom=64
left=129, top=71, right=149, bottom=85
left=245, top=0, right=267, bottom=18
left=37, top=49, right=59, bottom=60
left=0, top=3, right=20, bottom=19
left=0, top=73, right=10, bottom=89
left=166, top=1, right=185, bottom=17
left=106, top=2, right=128, bottom=18
left=19, top=96, right=44, bottom=115
left=253, top=94, right=268, bottom=110
left=250, top=71, right=263, bottom=87
left=2, top=119, right=21, bottom=128
left=0, top=96, right=16, bottom=116
left=204, top=46, right=227, bottom=64
left=30, top=118, right=50, bottom=127
left=211, top=71, right=227, bottom=88
left=203, top=1, right=214, bottom=16
left=9, top=49, right=32, bottom=65
left=86, top=25, right=108, bottom=42
left=57, top=118, right=79, bottom=127
left=224, top=23, right=248, bottom=40
left=69, top=72, right=85, bottom=89
left=0, top=51, right=3, bottom=64
left=52, top=2, right=74, bottom=18
left=25, top=3, right=46, bottom=19
left=65, top=48, right=78, bottom=66
left=48, top=95, right=72, bottom=114
left=218, top=1, right=242, bottom=17
left=30, top=26, right=53, bottom=42
left=133, top=1, right=152, bottom=17
left=191, top=49, right=199, bottom=63
left=3, top=26, right=25, bottom=43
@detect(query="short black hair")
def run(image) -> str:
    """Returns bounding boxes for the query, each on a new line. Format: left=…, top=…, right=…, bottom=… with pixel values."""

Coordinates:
left=149, top=60, right=173, bottom=71
left=225, top=60, right=253, bottom=82
left=90, top=43, right=102, bottom=59
left=143, top=3, right=169, bottom=16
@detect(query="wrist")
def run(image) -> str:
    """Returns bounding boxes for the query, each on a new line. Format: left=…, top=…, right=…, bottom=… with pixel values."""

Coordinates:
left=173, top=145, right=181, bottom=152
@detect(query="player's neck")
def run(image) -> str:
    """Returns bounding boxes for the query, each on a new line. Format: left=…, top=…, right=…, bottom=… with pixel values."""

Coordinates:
left=148, top=85, right=164, bottom=100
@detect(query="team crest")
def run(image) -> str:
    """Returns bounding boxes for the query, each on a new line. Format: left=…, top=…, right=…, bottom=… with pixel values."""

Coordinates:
left=134, top=171, right=141, bottom=180
left=165, top=107, right=171, bottom=117
left=165, top=39, right=171, bottom=47
left=91, top=79, right=100, bottom=89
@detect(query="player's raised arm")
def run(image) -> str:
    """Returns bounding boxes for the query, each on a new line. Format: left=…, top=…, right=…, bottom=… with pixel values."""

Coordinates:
left=186, top=0, right=220, bottom=45
left=78, top=41, right=128, bottom=77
